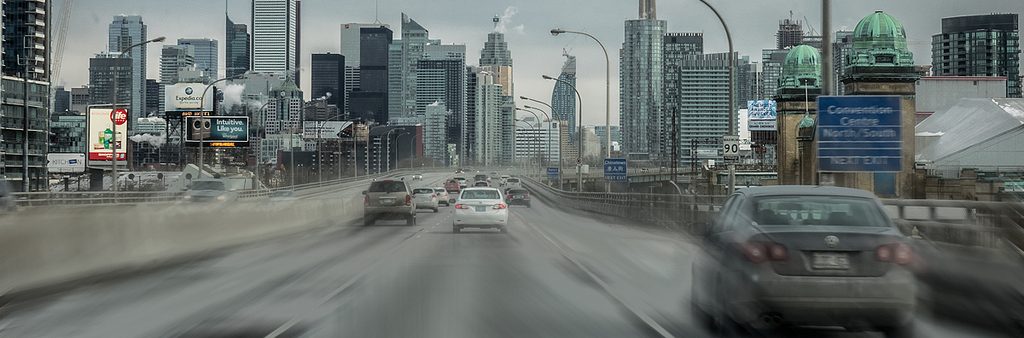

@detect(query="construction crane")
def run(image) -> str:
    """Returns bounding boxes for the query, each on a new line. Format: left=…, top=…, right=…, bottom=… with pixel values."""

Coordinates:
left=51, top=0, right=74, bottom=89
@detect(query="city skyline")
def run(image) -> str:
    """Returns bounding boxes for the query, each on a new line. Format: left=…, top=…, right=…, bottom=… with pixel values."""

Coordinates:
left=58, top=0, right=1022, bottom=126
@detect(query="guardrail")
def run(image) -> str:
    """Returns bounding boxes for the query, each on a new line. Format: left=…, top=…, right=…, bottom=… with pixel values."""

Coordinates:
left=13, top=169, right=421, bottom=207
left=523, top=175, right=1024, bottom=255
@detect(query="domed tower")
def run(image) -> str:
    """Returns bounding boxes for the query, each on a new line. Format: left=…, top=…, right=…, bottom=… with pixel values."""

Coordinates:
left=832, top=10, right=923, bottom=197
left=774, top=45, right=822, bottom=185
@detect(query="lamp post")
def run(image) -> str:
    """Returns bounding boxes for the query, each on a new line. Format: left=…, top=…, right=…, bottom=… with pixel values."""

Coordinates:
left=110, top=36, right=165, bottom=192
left=253, top=101, right=270, bottom=191
left=523, top=105, right=553, bottom=169
left=550, top=28, right=611, bottom=159
left=542, top=75, right=584, bottom=192
left=384, top=128, right=399, bottom=172
left=515, top=108, right=543, bottom=168
left=520, top=98, right=560, bottom=189
left=396, top=132, right=411, bottom=170
left=196, top=74, right=243, bottom=177
left=692, top=0, right=737, bottom=193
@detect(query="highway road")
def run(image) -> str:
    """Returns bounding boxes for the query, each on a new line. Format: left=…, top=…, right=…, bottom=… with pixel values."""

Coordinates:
left=0, top=173, right=1007, bottom=337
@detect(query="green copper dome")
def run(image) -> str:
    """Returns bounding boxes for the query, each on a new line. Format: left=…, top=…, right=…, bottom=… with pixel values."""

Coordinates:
left=779, top=45, right=822, bottom=89
left=848, top=10, right=915, bottom=67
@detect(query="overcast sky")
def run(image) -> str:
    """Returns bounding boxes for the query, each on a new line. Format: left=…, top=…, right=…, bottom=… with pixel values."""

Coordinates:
left=62, top=0, right=1022, bottom=125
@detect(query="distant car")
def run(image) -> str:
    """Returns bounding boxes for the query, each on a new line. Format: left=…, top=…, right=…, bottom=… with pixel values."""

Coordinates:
left=433, top=188, right=451, bottom=206
left=505, top=177, right=522, bottom=189
left=412, top=187, right=440, bottom=212
left=412, top=174, right=423, bottom=180
left=453, top=187, right=509, bottom=233
left=473, top=181, right=490, bottom=187
left=184, top=179, right=238, bottom=202
left=454, top=177, right=468, bottom=189
left=691, top=186, right=916, bottom=337
left=499, top=175, right=510, bottom=186
left=269, top=190, right=298, bottom=201
left=490, top=172, right=500, bottom=179
left=0, top=178, right=16, bottom=213
left=473, top=174, right=488, bottom=183
left=505, top=188, right=531, bottom=207
left=363, top=180, right=416, bottom=226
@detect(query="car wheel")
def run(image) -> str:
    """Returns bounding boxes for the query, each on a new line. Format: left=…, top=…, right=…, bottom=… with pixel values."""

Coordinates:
left=406, top=214, right=417, bottom=226
left=879, top=322, right=915, bottom=338
left=363, top=215, right=374, bottom=226
left=499, top=226, right=508, bottom=233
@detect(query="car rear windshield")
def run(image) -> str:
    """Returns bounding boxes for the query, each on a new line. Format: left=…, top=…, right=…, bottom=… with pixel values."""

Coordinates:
left=508, top=189, right=528, bottom=195
left=434, top=188, right=446, bottom=193
left=369, top=181, right=407, bottom=193
left=507, top=178, right=520, bottom=183
left=474, top=175, right=487, bottom=181
left=192, top=181, right=225, bottom=191
left=461, top=190, right=500, bottom=200
left=413, top=188, right=435, bottom=194
left=752, top=196, right=888, bottom=227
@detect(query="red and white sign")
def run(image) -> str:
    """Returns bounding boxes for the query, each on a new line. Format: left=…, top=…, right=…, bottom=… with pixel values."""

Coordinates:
left=110, top=108, right=129, bottom=126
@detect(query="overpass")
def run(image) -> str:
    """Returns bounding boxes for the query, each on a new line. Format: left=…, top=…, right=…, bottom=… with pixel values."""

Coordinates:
left=0, top=169, right=1020, bottom=337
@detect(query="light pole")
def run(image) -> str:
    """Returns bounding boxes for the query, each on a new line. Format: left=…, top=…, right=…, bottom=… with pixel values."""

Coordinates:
left=384, top=128, right=399, bottom=172
left=515, top=108, right=543, bottom=167
left=550, top=28, right=611, bottom=159
left=543, top=74, right=584, bottom=192
left=523, top=105, right=553, bottom=169
left=520, top=98, right=560, bottom=189
left=396, top=132, right=411, bottom=170
left=252, top=101, right=270, bottom=191
left=196, top=74, right=243, bottom=177
left=110, top=36, right=165, bottom=191
left=691, top=0, right=737, bottom=193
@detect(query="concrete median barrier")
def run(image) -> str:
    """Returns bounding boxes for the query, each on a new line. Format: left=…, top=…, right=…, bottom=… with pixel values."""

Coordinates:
left=0, top=192, right=364, bottom=298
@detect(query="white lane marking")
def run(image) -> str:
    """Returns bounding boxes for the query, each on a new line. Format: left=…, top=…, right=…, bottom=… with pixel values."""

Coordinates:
left=513, top=212, right=676, bottom=338
left=264, top=318, right=299, bottom=338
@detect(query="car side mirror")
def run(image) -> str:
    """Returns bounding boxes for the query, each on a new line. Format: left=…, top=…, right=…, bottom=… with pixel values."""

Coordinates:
left=361, top=190, right=367, bottom=195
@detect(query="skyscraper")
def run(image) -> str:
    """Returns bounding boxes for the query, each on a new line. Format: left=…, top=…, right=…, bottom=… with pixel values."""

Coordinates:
left=159, top=45, right=195, bottom=84
left=145, top=79, right=161, bottom=116
left=664, top=52, right=742, bottom=165
left=473, top=70, right=505, bottom=165
left=89, top=53, right=133, bottom=107
left=388, top=13, right=432, bottom=118
left=417, top=45, right=467, bottom=159
left=832, top=30, right=854, bottom=95
left=109, top=15, right=148, bottom=126
left=311, top=53, right=345, bottom=106
left=931, top=13, right=1021, bottom=98
left=550, top=52, right=577, bottom=140
left=178, top=38, right=218, bottom=80
left=620, top=0, right=667, bottom=159
left=340, top=23, right=389, bottom=114
left=225, top=13, right=250, bottom=78
left=1, top=0, right=51, bottom=191
left=777, top=18, right=804, bottom=50
left=479, top=17, right=516, bottom=163
left=252, top=0, right=298, bottom=79
left=350, top=26, right=392, bottom=123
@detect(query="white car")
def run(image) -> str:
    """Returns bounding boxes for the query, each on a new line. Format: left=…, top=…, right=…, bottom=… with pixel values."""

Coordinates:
left=453, top=187, right=509, bottom=233
left=412, top=174, right=423, bottom=180
left=433, top=188, right=450, bottom=206
left=412, top=187, right=439, bottom=212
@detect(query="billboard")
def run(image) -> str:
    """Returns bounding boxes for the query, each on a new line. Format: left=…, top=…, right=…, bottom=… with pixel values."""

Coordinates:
left=185, top=116, right=249, bottom=146
left=817, top=96, right=902, bottom=172
left=47, top=153, right=86, bottom=173
left=302, top=121, right=354, bottom=140
left=87, top=107, right=128, bottom=163
left=747, top=100, right=778, bottom=131
left=164, top=83, right=214, bottom=112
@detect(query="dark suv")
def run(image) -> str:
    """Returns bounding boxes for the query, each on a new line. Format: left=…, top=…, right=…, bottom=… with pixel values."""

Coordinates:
left=363, top=180, right=416, bottom=226
left=505, top=188, right=531, bottom=207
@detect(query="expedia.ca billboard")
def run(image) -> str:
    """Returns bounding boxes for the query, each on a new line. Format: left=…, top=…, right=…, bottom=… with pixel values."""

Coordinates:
left=164, top=83, right=214, bottom=111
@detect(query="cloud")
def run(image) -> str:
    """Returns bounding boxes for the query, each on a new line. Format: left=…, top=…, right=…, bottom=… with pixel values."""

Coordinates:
left=494, top=6, right=521, bottom=34
left=221, top=84, right=245, bottom=112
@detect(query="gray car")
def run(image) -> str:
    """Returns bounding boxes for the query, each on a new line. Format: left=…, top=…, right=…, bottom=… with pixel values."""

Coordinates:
left=363, top=180, right=416, bottom=226
left=691, top=186, right=916, bottom=337
left=183, top=179, right=238, bottom=202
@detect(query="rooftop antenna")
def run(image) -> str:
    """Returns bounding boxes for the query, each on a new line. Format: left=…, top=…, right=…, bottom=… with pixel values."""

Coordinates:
left=373, top=0, right=382, bottom=24
left=493, top=15, right=500, bottom=31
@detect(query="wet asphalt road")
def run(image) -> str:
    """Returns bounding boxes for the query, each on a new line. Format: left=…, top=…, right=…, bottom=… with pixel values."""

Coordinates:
left=0, top=174, right=1006, bottom=338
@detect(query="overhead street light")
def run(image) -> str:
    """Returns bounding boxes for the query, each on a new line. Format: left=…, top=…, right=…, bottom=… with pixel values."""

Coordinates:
left=110, top=36, right=166, bottom=192
left=550, top=27, right=612, bottom=159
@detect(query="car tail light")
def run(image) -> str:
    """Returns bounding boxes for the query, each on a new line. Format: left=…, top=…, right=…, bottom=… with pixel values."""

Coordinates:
left=454, top=204, right=471, bottom=210
left=740, top=242, right=787, bottom=263
left=493, top=203, right=507, bottom=210
left=405, top=195, right=412, bottom=206
left=876, top=243, right=913, bottom=265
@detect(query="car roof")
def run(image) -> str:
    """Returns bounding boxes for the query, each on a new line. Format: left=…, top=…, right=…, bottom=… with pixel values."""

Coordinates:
left=735, top=185, right=878, bottom=199
left=462, top=187, right=500, bottom=192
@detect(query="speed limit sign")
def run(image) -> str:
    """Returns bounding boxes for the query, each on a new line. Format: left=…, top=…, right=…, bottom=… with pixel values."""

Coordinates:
left=722, top=136, right=740, bottom=160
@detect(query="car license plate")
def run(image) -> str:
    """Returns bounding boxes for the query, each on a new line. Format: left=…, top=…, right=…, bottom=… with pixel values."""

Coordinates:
left=514, top=195, right=523, bottom=199
left=379, top=198, right=396, bottom=205
left=475, top=206, right=487, bottom=212
left=812, top=252, right=850, bottom=270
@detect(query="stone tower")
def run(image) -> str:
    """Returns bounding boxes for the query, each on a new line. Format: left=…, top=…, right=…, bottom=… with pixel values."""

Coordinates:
left=774, top=45, right=822, bottom=185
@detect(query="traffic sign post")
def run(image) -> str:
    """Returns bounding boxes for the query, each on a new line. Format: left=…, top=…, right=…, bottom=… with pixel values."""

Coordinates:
left=817, top=96, right=902, bottom=172
left=722, top=135, right=740, bottom=161
left=603, top=158, right=628, bottom=182
left=547, top=167, right=559, bottom=180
